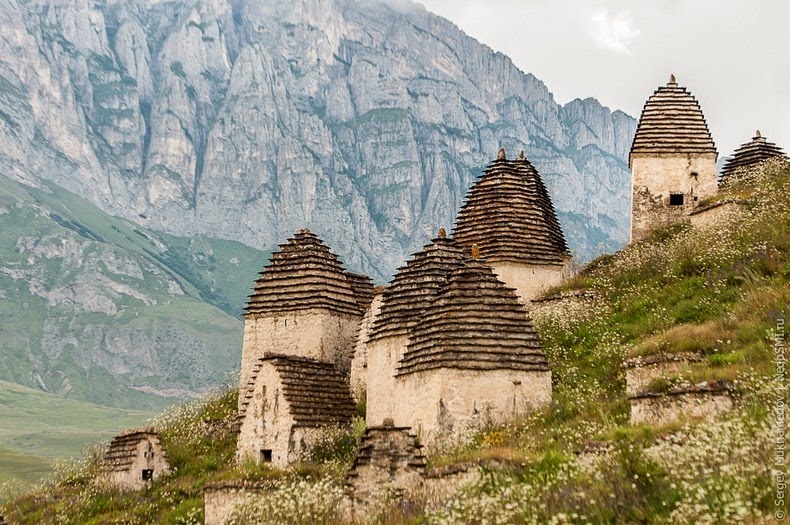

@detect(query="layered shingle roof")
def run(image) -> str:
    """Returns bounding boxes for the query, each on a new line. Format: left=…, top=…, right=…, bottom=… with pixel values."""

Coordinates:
left=452, top=149, right=569, bottom=266
left=367, top=231, right=466, bottom=342
left=245, top=229, right=373, bottom=317
left=720, top=130, right=786, bottom=182
left=629, top=74, right=717, bottom=167
left=100, top=427, right=167, bottom=473
left=261, top=354, right=356, bottom=427
left=397, top=259, right=548, bottom=376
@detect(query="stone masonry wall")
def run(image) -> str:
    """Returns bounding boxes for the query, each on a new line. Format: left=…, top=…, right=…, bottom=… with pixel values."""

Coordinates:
left=630, top=389, right=733, bottom=426
left=390, top=368, right=552, bottom=448
left=365, top=335, right=409, bottom=428
left=239, top=309, right=359, bottom=392
left=489, top=261, right=569, bottom=305
left=624, top=353, right=703, bottom=397
left=236, top=362, right=296, bottom=467
left=688, top=200, right=746, bottom=230
left=631, top=153, right=717, bottom=242
left=204, top=483, right=270, bottom=525
left=350, top=294, right=383, bottom=402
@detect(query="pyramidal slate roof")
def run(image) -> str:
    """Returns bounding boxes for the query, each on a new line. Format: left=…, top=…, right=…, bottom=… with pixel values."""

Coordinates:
left=246, top=229, right=373, bottom=317
left=720, top=130, right=787, bottom=181
left=452, top=149, right=569, bottom=266
left=258, top=354, right=357, bottom=427
left=368, top=231, right=465, bottom=342
left=101, top=427, right=167, bottom=472
left=629, top=74, right=717, bottom=167
left=397, top=258, right=547, bottom=375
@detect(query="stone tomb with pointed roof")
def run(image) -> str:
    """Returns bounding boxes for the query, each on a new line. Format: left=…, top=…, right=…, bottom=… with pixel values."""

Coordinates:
left=452, top=149, right=570, bottom=303
left=240, top=229, right=373, bottom=390
left=99, top=426, right=170, bottom=490
left=720, top=130, right=787, bottom=183
left=236, top=353, right=357, bottom=467
left=237, top=229, right=373, bottom=466
left=629, top=75, right=718, bottom=242
left=363, top=232, right=551, bottom=446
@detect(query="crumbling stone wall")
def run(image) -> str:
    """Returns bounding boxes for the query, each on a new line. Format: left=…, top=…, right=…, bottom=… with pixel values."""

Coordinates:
left=630, top=386, right=733, bottom=426
left=204, top=482, right=270, bottom=525
left=624, top=352, right=703, bottom=397
left=346, top=424, right=427, bottom=505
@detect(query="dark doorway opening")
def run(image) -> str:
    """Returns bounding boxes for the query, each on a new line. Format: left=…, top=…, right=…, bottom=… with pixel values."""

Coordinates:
left=142, top=469, right=154, bottom=481
left=669, top=194, right=684, bottom=206
left=261, top=449, right=273, bottom=463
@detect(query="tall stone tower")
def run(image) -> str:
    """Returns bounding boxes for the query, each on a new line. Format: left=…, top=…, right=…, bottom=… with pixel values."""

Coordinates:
left=629, top=74, right=718, bottom=242
left=720, top=130, right=787, bottom=184
left=452, top=149, right=570, bottom=304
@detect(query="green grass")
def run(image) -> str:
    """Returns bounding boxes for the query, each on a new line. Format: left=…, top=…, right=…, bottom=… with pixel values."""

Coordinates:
left=0, top=380, right=150, bottom=492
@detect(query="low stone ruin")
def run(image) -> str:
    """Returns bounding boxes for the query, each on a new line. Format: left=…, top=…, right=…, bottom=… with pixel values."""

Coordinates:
left=624, top=352, right=733, bottom=425
left=629, top=381, right=734, bottom=426
left=98, top=426, right=170, bottom=490
left=345, top=420, right=427, bottom=505
left=624, top=352, right=704, bottom=397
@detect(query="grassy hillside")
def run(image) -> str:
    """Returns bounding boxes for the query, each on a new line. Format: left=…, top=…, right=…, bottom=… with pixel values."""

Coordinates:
left=2, top=159, right=787, bottom=524
left=0, top=380, right=150, bottom=492
left=0, top=172, right=270, bottom=410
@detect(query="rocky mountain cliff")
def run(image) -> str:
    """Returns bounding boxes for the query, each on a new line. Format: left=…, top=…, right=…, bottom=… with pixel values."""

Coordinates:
left=0, top=0, right=636, bottom=282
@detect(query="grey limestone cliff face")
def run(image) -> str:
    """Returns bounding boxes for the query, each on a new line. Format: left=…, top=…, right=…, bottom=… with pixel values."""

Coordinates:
left=0, top=0, right=636, bottom=280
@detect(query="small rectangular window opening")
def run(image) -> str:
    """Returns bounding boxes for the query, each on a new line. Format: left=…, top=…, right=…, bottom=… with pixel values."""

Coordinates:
left=261, top=449, right=273, bottom=463
left=669, top=194, right=684, bottom=206
left=142, top=469, right=154, bottom=481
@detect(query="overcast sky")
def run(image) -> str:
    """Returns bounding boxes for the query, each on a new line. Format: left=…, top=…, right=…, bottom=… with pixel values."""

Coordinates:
left=417, top=0, right=790, bottom=157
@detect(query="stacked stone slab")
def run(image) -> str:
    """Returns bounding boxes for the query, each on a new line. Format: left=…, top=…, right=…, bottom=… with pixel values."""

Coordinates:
left=364, top=232, right=466, bottom=427
left=629, top=74, right=718, bottom=242
left=240, top=228, right=373, bottom=390
left=346, top=422, right=427, bottom=504
left=99, top=426, right=170, bottom=490
left=236, top=354, right=357, bottom=467
left=452, top=149, right=570, bottom=303
left=237, top=228, right=372, bottom=467
left=720, top=130, right=787, bottom=183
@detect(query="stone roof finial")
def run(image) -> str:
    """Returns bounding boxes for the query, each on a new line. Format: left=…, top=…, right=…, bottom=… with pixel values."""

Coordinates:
left=470, top=244, right=480, bottom=259
left=299, top=228, right=310, bottom=234
left=437, top=227, right=447, bottom=239
left=497, top=148, right=506, bottom=160
left=668, top=74, right=677, bottom=85
left=518, top=150, right=525, bottom=160
left=755, top=130, right=762, bottom=139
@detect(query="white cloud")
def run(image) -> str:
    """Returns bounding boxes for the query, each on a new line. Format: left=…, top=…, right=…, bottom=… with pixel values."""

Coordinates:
left=590, top=8, right=640, bottom=55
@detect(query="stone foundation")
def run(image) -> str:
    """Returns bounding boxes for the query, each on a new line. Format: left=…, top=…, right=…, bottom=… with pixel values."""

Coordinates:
left=629, top=381, right=733, bottom=426
left=204, top=482, right=271, bottom=525
left=624, top=352, right=704, bottom=397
